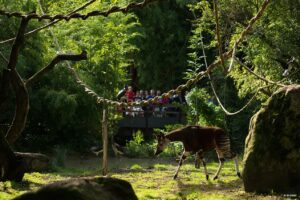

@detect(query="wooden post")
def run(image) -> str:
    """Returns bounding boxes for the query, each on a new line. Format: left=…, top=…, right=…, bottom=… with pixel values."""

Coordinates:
left=102, top=109, right=108, bottom=176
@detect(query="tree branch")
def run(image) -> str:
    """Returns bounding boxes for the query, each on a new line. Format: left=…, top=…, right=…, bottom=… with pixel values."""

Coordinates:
left=25, top=51, right=87, bottom=87
left=234, top=57, right=286, bottom=87
left=207, top=0, right=271, bottom=74
left=0, top=50, right=9, bottom=63
left=0, top=0, right=165, bottom=22
left=213, top=0, right=226, bottom=73
left=6, top=18, right=29, bottom=70
left=0, top=0, right=97, bottom=45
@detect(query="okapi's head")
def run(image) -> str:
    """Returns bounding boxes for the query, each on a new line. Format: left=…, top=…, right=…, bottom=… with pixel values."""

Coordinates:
left=155, top=132, right=170, bottom=155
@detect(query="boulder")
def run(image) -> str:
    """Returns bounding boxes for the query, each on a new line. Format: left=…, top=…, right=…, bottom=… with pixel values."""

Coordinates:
left=14, top=177, right=138, bottom=200
left=243, top=85, right=300, bottom=194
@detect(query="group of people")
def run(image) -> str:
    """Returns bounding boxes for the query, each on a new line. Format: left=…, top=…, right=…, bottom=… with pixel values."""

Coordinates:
left=117, top=86, right=184, bottom=117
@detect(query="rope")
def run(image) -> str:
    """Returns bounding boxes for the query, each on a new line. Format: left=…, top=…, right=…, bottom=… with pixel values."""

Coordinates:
left=36, top=0, right=201, bottom=107
left=200, top=31, right=258, bottom=116
left=227, top=42, right=237, bottom=73
left=37, top=0, right=108, bottom=103
left=35, top=0, right=270, bottom=108
left=0, top=0, right=165, bottom=21
left=66, top=0, right=270, bottom=107
left=0, top=0, right=97, bottom=45
left=196, top=0, right=282, bottom=116
left=234, top=57, right=286, bottom=87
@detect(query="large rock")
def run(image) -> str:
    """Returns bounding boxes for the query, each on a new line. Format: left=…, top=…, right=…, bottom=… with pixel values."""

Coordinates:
left=14, top=177, right=138, bottom=200
left=243, top=85, right=300, bottom=194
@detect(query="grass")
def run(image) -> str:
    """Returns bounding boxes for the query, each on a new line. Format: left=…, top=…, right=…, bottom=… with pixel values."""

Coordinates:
left=0, top=156, right=292, bottom=200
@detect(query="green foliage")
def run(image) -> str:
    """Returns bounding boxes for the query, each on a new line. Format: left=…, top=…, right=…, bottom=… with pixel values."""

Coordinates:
left=1, top=0, right=140, bottom=153
left=124, top=131, right=154, bottom=158
left=130, top=164, right=142, bottom=170
left=159, top=141, right=183, bottom=158
left=153, top=124, right=184, bottom=157
left=133, top=0, right=194, bottom=90
left=185, top=87, right=224, bottom=127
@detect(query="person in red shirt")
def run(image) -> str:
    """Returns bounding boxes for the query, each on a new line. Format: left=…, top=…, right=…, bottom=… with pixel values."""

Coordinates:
left=125, top=86, right=135, bottom=102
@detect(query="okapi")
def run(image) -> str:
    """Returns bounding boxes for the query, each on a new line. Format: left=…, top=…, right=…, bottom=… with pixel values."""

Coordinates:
left=155, top=125, right=241, bottom=180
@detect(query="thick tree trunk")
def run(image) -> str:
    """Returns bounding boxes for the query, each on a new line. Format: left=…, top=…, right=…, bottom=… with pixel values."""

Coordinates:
left=0, top=69, right=10, bottom=108
left=0, top=132, right=27, bottom=182
left=6, top=69, right=29, bottom=144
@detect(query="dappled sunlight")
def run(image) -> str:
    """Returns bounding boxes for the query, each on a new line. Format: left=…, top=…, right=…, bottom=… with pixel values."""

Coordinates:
left=0, top=157, right=291, bottom=199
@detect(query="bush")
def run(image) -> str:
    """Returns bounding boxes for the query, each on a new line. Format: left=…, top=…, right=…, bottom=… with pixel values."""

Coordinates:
left=124, top=131, right=154, bottom=158
left=185, top=87, right=224, bottom=127
left=130, top=164, right=143, bottom=170
left=159, top=141, right=183, bottom=157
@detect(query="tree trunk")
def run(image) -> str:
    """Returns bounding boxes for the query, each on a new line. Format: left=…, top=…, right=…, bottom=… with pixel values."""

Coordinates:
left=0, top=132, right=28, bottom=182
left=0, top=69, right=10, bottom=108
left=6, top=69, right=29, bottom=144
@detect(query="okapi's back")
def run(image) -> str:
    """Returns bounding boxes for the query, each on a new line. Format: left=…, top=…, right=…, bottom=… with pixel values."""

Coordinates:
left=172, top=126, right=232, bottom=155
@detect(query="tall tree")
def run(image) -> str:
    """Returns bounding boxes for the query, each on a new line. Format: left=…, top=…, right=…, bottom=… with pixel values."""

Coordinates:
left=0, top=0, right=152, bottom=181
left=133, top=0, right=195, bottom=90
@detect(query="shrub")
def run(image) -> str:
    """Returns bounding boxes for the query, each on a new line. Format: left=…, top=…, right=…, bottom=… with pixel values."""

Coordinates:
left=130, top=164, right=143, bottom=170
left=124, top=131, right=154, bottom=158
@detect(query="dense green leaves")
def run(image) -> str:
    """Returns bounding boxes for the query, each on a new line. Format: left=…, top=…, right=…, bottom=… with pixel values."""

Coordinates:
left=133, top=0, right=194, bottom=90
left=1, top=0, right=299, bottom=154
left=0, top=0, right=140, bottom=152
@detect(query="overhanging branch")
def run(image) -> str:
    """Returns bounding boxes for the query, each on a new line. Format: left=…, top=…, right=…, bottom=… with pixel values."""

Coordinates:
left=0, top=0, right=165, bottom=21
left=0, top=0, right=97, bottom=45
left=25, top=51, right=87, bottom=87
left=7, top=18, right=29, bottom=70
left=234, top=57, right=286, bottom=87
left=207, top=0, right=271, bottom=74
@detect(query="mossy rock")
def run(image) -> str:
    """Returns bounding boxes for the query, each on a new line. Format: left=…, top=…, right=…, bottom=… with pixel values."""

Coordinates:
left=243, top=85, right=300, bottom=194
left=14, top=177, right=138, bottom=200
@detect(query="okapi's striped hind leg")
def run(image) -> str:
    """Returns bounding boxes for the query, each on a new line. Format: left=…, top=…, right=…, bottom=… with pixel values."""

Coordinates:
left=226, top=152, right=242, bottom=178
left=233, top=155, right=242, bottom=178
left=213, top=153, right=242, bottom=180
left=195, top=150, right=209, bottom=180
left=213, top=157, right=225, bottom=180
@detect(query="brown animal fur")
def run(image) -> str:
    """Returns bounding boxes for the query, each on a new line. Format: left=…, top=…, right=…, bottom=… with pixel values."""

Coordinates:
left=155, top=125, right=241, bottom=180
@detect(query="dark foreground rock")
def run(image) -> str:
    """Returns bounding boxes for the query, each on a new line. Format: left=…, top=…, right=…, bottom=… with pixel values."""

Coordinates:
left=14, top=177, right=138, bottom=200
left=243, top=85, right=300, bottom=195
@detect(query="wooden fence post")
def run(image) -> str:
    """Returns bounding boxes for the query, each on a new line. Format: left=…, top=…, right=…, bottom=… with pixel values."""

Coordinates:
left=102, top=109, right=108, bottom=176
